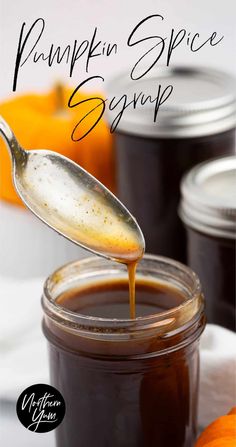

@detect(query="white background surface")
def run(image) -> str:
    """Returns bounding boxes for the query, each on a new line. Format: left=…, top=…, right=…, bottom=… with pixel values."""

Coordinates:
left=0, top=1, right=235, bottom=446
left=0, top=0, right=236, bottom=100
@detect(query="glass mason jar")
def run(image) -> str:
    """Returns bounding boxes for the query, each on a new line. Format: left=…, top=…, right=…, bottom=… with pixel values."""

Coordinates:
left=106, top=67, right=236, bottom=263
left=42, top=255, right=205, bottom=447
left=180, top=155, right=236, bottom=330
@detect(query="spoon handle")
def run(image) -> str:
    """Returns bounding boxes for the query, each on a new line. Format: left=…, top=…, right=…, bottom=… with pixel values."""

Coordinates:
left=0, top=115, right=27, bottom=164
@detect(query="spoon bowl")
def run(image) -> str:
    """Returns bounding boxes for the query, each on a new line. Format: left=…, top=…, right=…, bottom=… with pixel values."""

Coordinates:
left=0, top=116, right=145, bottom=262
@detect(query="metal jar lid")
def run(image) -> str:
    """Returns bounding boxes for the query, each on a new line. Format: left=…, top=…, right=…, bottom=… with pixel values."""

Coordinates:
left=179, top=155, right=236, bottom=239
left=105, top=67, right=236, bottom=138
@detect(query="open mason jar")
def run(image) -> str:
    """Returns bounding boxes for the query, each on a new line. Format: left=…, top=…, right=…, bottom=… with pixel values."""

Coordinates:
left=42, top=254, right=205, bottom=447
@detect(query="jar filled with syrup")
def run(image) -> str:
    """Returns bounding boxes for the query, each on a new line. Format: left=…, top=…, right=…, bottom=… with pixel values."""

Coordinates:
left=42, top=254, right=205, bottom=447
left=180, top=155, right=236, bottom=330
left=106, top=67, right=236, bottom=262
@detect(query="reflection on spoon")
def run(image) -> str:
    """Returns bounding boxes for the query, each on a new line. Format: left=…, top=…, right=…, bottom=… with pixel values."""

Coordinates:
left=0, top=116, right=145, bottom=266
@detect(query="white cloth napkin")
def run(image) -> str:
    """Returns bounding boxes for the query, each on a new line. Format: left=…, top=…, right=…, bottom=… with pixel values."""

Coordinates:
left=198, top=323, right=236, bottom=428
left=0, top=276, right=235, bottom=428
left=0, top=276, right=49, bottom=400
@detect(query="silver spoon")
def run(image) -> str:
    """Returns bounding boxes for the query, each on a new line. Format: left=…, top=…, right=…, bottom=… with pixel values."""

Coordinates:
left=0, top=116, right=145, bottom=263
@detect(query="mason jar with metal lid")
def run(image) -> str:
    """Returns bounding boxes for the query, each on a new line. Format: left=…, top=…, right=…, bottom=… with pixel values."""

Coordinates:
left=179, top=155, right=236, bottom=330
left=106, top=67, right=236, bottom=262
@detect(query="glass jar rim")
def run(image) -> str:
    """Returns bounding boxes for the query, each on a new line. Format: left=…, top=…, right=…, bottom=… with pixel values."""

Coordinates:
left=42, top=254, right=203, bottom=338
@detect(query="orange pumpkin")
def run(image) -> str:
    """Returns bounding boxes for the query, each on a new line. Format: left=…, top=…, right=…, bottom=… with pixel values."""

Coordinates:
left=195, top=407, right=236, bottom=447
left=0, top=85, right=115, bottom=206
